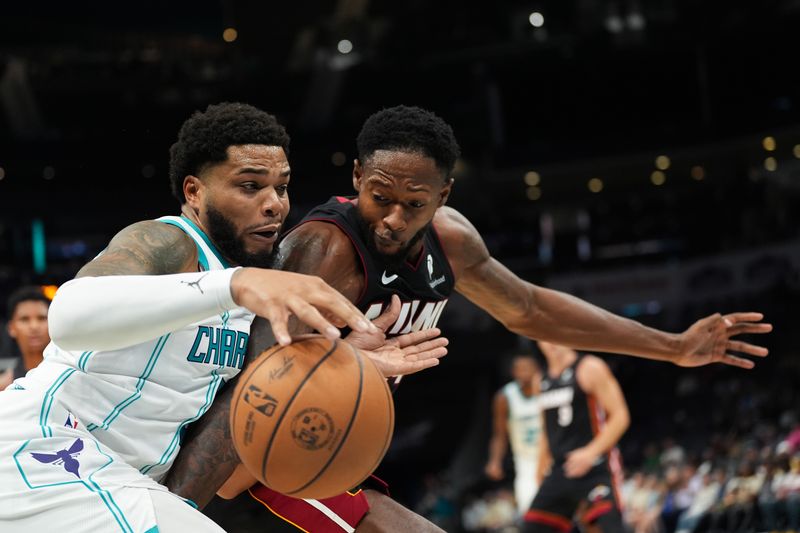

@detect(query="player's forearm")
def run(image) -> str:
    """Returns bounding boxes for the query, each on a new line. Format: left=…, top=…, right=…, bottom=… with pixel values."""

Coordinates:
left=514, top=286, right=681, bottom=362
left=164, top=384, right=241, bottom=509
left=49, top=269, right=239, bottom=351
left=488, top=434, right=508, bottom=464
left=585, top=410, right=629, bottom=458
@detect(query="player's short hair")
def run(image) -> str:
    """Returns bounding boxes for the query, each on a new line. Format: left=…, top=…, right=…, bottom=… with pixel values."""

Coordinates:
left=169, top=102, right=290, bottom=203
left=7, top=286, right=50, bottom=319
left=356, top=105, right=461, bottom=178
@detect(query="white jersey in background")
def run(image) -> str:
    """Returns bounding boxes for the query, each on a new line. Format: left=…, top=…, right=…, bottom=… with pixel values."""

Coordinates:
left=502, top=381, right=542, bottom=514
left=0, top=215, right=253, bottom=532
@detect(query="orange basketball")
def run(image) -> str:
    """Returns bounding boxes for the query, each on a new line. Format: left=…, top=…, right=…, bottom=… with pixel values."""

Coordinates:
left=230, top=335, right=395, bottom=499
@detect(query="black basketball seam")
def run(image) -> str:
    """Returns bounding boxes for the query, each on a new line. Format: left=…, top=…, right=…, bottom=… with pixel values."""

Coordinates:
left=286, top=341, right=364, bottom=495
left=260, top=339, right=339, bottom=486
left=230, top=342, right=294, bottom=468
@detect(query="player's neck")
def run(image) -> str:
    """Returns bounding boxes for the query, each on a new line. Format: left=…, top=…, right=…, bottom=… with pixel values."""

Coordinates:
left=21, top=349, right=44, bottom=371
left=546, top=352, right=576, bottom=377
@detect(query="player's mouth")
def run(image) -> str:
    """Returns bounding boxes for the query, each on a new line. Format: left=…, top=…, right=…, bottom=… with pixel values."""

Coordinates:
left=374, top=231, right=402, bottom=249
left=250, top=224, right=281, bottom=244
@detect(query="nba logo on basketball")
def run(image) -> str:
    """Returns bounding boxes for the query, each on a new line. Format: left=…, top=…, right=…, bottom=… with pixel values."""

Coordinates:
left=243, top=384, right=278, bottom=417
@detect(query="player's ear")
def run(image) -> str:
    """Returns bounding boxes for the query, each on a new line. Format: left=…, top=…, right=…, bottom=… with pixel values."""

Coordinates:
left=437, top=177, right=454, bottom=207
left=352, top=159, right=363, bottom=192
left=183, top=175, right=203, bottom=210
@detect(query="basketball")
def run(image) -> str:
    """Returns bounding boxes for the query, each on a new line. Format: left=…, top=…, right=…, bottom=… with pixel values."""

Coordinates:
left=230, top=335, right=395, bottom=499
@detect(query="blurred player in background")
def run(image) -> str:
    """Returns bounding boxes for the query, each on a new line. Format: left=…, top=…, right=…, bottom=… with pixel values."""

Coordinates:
left=485, top=354, right=543, bottom=516
left=525, top=341, right=629, bottom=533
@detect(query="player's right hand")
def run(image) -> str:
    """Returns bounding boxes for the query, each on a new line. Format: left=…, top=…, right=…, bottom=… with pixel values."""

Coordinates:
left=485, top=461, right=504, bottom=481
left=231, top=268, right=378, bottom=346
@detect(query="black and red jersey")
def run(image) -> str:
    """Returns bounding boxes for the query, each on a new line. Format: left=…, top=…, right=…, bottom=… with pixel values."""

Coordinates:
left=284, top=196, right=455, bottom=335
left=539, top=356, right=605, bottom=465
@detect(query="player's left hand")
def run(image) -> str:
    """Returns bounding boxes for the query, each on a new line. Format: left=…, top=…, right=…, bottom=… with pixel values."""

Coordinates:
left=564, top=446, right=598, bottom=478
left=345, top=295, right=449, bottom=377
left=675, top=312, right=772, bottom=369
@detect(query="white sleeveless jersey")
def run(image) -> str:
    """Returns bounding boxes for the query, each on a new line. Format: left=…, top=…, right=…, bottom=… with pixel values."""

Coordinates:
left=503, top=382, right=542, bottom=460
left=15, top=215, right=255, bottom=482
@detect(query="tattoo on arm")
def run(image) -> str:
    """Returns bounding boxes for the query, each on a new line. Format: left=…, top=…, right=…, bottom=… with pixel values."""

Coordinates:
left=77, top=220, right=197, bottom=278
left=166, top=317, right=277, bottom=506
left=164, top=384, right=239, bottom=508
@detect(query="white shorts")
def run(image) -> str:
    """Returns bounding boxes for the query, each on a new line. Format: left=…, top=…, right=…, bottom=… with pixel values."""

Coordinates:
left=513, top=456, right=540, bottom=515
left=0, top=386, right=225, bottom=533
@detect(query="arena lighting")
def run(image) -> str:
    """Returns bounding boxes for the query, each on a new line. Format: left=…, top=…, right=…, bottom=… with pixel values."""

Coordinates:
left=655, top=155, right=670, bottom=170
left=690, top=165, right=705, bottom=181
left=331, top=152, right=346, bottom=166
left=0, top=166, right=5, bottom=180
left=32, top=219, right=46, bottom=274
left=650, top=170, right=666, bottom=185
left=793, top=144, right=800, bottom=158
left=764, top=157, right=777, bottom=171
left=41, top=285, right=58, bottom=301
left=222, top=28, right=238, bottom=43
left=762, top=136, right=776, bottom=151
left=526, top=186, right=542, bottom=200
left=524, top=171, right=540, bottom=186
left=337, top=39, right=354, bottom=54
left=528, top=12, right=544, bottom=27
left=43, top=166, right=55, bottom=180
left=588, top=178, right=603, bottom=193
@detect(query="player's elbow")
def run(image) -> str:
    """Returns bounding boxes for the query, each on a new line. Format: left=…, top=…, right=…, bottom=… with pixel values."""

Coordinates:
left=615, top=407, right=631, bottom=433
left=48, top=282, right=85, bottom=350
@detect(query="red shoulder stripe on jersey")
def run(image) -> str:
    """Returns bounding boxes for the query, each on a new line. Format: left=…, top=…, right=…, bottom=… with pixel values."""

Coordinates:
left=335, top=196, right=353, bottom=203
left=288, top=217, right=369, bottom=305
left=524, top=509, right=572, bottom=531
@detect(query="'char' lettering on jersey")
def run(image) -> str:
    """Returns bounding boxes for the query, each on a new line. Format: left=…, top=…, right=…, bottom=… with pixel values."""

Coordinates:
left=186, top=326, right=249, bottom=369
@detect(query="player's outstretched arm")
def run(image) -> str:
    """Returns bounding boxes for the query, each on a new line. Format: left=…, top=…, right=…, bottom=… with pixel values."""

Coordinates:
left=563, top=356, right=629, bottom=478
left=435, top=207, right=772, bottom=367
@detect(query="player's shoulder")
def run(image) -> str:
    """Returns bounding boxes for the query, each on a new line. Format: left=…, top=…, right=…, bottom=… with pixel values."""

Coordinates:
left=433, top=206, right=477, bottom=236
left=575, top=355, right=612, bottom=387
left=116, top=219, right=196, bottom=255
left=79, top=219, right=197, bottom=277
left=281, top=220, right=354, bottom=255
left=433, top=206, right=487, bottom=265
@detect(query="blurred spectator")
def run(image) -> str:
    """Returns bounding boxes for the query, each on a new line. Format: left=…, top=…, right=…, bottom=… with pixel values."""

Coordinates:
left=674, top=468, right=723, bottom=533
left=0, top=286, right=51, bottom=390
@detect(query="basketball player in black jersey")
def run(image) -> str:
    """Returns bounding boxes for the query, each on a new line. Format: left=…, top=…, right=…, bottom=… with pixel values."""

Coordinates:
left=526, top=341, right=628, bottom=533
left=167, top=105, right=771, bottom=532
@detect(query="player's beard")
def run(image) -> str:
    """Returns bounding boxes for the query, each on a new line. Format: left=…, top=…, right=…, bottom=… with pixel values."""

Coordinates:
left=206, top=204, right=278, bottom=268
left=354, top=209, right=429, bottom=269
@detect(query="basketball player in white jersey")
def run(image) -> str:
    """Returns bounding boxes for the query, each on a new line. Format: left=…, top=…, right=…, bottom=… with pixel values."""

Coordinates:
left=0, top=102, right=446, bottom=533
left=486, top=354, right=543, bottom=515
left=167, top=105, right=773, bottom=533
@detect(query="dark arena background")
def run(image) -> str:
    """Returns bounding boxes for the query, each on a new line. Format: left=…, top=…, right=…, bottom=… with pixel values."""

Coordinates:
left=2, top=2, right=799, bottom=532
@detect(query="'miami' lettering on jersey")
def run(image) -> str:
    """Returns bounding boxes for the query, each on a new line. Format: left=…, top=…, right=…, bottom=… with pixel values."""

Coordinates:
left=186, top=326, right=249, bottom=368
left=364, top=299, right=448, bottom=334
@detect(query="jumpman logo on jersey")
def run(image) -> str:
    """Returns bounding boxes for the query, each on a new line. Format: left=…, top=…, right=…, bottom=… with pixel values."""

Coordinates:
left=181, top=272, right=210, bottom=294
left=30, top=438, right=83, bottom=478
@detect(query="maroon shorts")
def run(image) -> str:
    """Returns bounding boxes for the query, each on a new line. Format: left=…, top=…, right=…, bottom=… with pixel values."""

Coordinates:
left=247, top=476, right=389, bottom=532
